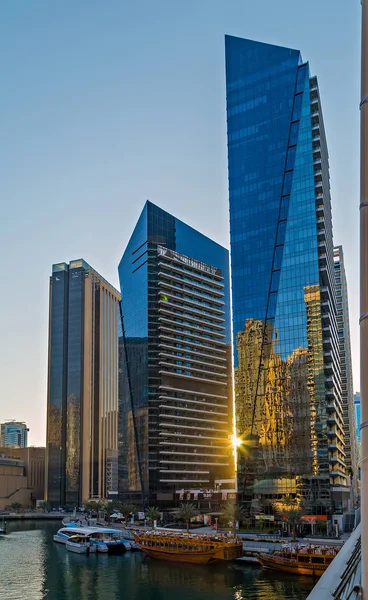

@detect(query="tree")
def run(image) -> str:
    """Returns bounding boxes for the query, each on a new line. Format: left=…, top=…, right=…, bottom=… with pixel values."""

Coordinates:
left=9, top=502, right=22, bottom=512
left=178, top=503, right=197, bottom=532
left=220, top=503, right=247, bottom=532
left=83, top=499, right=104, bottom=513
left=102, top=502, right=118, bottom=523
left=146, top=506, right=161, bottom=528
left=38, top=501, right=49, bottom=512
left=118, top=502, right=135, bottom=524
left=286, top=509, right=302, bottom=541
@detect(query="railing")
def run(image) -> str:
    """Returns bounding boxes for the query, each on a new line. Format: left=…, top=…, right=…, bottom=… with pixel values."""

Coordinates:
left=307, top=524, right=361, bottom=599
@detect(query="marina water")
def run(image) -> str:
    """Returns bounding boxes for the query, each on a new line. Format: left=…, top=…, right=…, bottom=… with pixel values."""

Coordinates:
left=0, top=521, right=315, bottom=600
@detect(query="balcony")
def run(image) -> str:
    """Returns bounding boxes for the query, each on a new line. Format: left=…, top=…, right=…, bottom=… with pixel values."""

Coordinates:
left=158, top=299, right=224, bottom=322
left=158, top=259, right=223, bottom=285
left=159, top=385, right=228, bottom=400
left=158, top=342, right=227, bottom=363
left=158, top=270, right=224, bottom=298
left=159, top=369, right=226, bottom=386
left=158, top=359, right=227, bottom=380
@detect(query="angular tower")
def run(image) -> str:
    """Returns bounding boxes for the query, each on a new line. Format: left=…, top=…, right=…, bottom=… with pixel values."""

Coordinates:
left=225, top=36, right=347, bottom=515
left=118, top=201, right=233, bottom=507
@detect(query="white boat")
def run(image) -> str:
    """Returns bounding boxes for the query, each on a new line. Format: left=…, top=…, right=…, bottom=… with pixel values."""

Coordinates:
left=66, top=534, right=97, bottom=555
left=54, top=527, right=89, bottom=544
left=54, top=526, right=131, bottom=553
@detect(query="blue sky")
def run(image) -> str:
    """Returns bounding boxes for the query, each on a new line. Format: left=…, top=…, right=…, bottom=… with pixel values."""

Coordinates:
left=0, top=0, right=360, bottom=445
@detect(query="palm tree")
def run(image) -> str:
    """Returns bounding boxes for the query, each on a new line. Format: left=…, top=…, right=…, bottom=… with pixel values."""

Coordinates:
left=146, top=506, right=161, bottom=528
left=118, top=502, right=135, bottom=525
left=178, top=503, right=197, bottom=532
left=103, top=502, right=118, bottom=523
left=286, top=509, right=302, bottom=541
left=220, top=503, right=247, bottom=533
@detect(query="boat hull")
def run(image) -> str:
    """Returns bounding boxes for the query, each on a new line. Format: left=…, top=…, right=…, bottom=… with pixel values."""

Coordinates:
left=66, top=542, right=96, bottom=554
left=138, top=546, right=217, bottom=564
left=258, top=554, right=326, bottom=577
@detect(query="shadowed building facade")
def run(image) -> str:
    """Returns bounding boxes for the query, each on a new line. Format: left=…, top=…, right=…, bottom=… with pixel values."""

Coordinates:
left=334, top=246, right=359, bottom=500
left=118, top=201, right=233, bottom=506
left=45, top=259, right=120, bottom=507
left=225, top=36, right=347, bottom=514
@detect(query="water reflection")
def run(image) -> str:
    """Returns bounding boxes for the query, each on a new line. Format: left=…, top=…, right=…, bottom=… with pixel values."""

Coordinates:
left=0, top=522, right=314, bottom=600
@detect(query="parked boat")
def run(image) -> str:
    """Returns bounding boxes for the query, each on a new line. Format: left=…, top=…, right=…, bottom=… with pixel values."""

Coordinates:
left=132, top=531, right=243, bottom=564
left=54, top=527, right=88, bottom=544
left=257, top=544, right=340, bottom=577
left=62, top=518, right=85, bottom=528
left=54, top=526, right=130, bottom=553
left=66, top=534, right=96, bottom=555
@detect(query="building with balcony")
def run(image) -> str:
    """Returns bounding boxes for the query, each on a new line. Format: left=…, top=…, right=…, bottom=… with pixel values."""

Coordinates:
left=45, top=259, right=120, bottom=507
left=333, top=246, right=358, bottom=498
left=118, top=201, right=233, bottom=506
left=354, top=393, right=361, bottom=455
left=225, top=36, right=347, bottom=515
left=0, top=421, right=29, bottom=448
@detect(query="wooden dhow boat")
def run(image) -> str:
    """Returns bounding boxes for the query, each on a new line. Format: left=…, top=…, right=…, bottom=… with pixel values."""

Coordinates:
left=257, top=544, right=340, bottom=577
left=132, top=530, right=243, bottom=564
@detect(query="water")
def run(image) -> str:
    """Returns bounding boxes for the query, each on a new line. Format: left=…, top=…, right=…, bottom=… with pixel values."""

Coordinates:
left=0, top=521, right=315, bottom=600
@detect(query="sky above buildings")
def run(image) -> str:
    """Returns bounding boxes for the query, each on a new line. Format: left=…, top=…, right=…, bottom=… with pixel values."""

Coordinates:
left=0, top=0, right=360, bottom=446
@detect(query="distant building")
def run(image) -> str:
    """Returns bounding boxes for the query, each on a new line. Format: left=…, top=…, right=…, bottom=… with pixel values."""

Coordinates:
left=45, top=259, right=121, bottom=507
left=0, top=421, right=29, bottom=448
left=0, top=455, right=31, bottom=510
left=118, top=201, right=233, bottom=506
left=225, top=36, right=347, bottom=514
left=0, top=446, right=45, bottom=502
left=333, top=247, right=358, bottom=494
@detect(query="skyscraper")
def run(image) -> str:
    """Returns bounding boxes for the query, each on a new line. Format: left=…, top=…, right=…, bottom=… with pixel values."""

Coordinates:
left=45, top=259, right=120, bottom=507
left=334, top=246, right=358, bottom=494
left=0, top=421, right=28, bottom=448
left=118, top=201, right=233, bottom=506
left=225, top=36, right=347, bottom=514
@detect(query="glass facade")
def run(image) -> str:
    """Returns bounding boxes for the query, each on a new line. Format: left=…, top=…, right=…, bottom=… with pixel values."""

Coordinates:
left=118, top=201, right=232, bottom=506
left=225, top=36, right=346, bottom=514
left=46, top=260, right=120, bottom=507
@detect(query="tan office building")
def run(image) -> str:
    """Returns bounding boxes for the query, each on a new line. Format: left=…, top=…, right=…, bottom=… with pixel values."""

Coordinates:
left=45, top=259, right=120, bottom=507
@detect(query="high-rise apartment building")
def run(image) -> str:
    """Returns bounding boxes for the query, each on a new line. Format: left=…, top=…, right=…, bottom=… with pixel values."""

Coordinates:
left=45, top=259, right=120, bottom=507
left=118, top=201, right=233, bottom=506
left=225, top=36, right=347, bottom=514
left=0, top=421, right=29, bottom=448
left=354, top=393, right=361, bottom=449
left=333, top=246, right=358, bottom=492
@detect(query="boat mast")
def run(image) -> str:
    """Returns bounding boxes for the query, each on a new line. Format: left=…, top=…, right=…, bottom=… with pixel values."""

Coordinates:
left=361, top=0, right=368, bottom=594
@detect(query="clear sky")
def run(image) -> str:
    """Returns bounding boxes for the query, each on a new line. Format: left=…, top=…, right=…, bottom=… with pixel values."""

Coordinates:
left=0, top=0, right=361, bottom=446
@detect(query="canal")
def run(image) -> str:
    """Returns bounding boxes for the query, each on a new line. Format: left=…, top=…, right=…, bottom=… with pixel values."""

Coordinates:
left=0, top=521, right=315, bottom=599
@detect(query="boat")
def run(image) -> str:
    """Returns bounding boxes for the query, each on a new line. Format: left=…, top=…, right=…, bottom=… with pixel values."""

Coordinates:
left=88, top=527, right=131, bottom=554
left=54, top=526, right=130, bottom=553
left=132, top=530, right=243, bottom=564
left=257, top=544, right=340, bottom=577
left=66, top=534, right=97, bottom=555
left=62, top=518, right=85, bottom=528
left=54, top=526, right=88, bottom=544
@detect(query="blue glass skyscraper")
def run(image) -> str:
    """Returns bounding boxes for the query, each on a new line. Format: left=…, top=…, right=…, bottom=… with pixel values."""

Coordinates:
left=118, top=201, right=233, bottom=507
left=225, top=36, right=347, bottom=514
